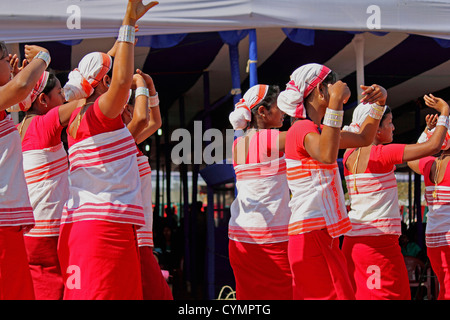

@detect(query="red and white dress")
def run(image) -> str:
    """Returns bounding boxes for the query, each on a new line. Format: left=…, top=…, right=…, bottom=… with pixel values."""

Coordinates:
left=419, top=156, right=450, bottom=299
left=58, top=99, right=145, bottom=300
left=136, top=149, right=172, bottom=300
left=20, top=106, right=69, bottom=300
left=0, top=111, right=35, bottom=299
left=229, top=129, right=292, bottom=300
left=285, top=119, right=355, bottom=300
left=342, top=144, right=411, bottom=300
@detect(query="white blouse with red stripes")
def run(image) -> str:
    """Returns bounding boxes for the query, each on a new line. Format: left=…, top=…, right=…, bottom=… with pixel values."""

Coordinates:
left=62, top=126, right=145, bottom=227
left=285, top=120, right=351, bottom=238
left=420, top=156, right=450, bottom=248
left=23, top=143, right=69, bottom=236
left=229, top=130, right=291, bottom=244
left=0, top=114, right=34, bottom=227
left=343, top=144, right=405, bottom=237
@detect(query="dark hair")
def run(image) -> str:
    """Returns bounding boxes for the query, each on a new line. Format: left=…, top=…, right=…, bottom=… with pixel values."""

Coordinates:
left=0, top=41, right=8, bottom=60
left=42, top=72, right=59, bottom=95
left=380, top=105, right=392, bottom=124
left=249, top=85, right=280, bottom=128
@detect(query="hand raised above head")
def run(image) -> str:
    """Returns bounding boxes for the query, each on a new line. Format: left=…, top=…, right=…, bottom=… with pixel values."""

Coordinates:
left=125, top=0, right=159, bottom=24
left=24, top=45, right=49, bottom=63
left=360, top=84, right=387, bottom=105
left=328, top=80, right=351, bottom=104
left=424, top=94, right=449, bottom=115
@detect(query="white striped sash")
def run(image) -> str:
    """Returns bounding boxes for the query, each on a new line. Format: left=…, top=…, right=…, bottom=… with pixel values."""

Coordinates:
left=136, top=155, right=154, bottom=247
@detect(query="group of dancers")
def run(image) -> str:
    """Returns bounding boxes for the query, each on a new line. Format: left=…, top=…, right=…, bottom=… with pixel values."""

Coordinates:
left=228, top=63, right=450, bottom=300
left=0, top=0, right=174, bottom=300
left=1, top=0, right=449, bottom=302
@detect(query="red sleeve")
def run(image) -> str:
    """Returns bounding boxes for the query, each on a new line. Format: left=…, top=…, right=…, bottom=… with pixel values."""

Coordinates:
left=285, top=119, right=319, bottom=161
left=21, top=106, right=63, bottom=151
left=419, top=156, right=436, bottom=186
left=366, top=144, right=406, bottom=173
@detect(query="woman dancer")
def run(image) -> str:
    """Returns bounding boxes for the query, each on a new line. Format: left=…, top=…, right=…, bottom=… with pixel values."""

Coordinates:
left=57, top=0, right=158, bottom=300
left=228, top=84, right=292, bottom=300
left=16, top=71, right=83, bottom=299
left=277, top=63, right=386, bottom=300
left=122, top=70, right=172, bottom=300
left=407, top=94, right=450, bottom=300
left=0, top=42, right=51, bottom=299
left=341, top=94, right=448, bottom=300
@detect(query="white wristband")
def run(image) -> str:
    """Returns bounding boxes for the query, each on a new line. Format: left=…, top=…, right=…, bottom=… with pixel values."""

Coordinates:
left=323, top=108, right=344, bottom=128
left=436, top=115, right=449, bottom=129
left=369, top=103, right=385, bottom=120
left=135, top=87, right=149, bottom=99
left=117, top=25, right=135, bottom=44
left=149, top=92, right=159, bottom=108
left=34, top=51, right=51, bottom=68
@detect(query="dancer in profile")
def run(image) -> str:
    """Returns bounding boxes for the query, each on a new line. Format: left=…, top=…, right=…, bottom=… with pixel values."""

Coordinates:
left=122, top=69, right=172, bottom=300
left=407, top=94, right=450, bottom=300
left=228, top=84, right=292, bottom=300
left=341, top=94, right=448, bottom=300
left=57, top=0, right=159, bottom=299
left=0, top=42, right=51, bottom=299
left=16, top=70, right=83, bottom=300
left=277, top=63, right=386, bottom=299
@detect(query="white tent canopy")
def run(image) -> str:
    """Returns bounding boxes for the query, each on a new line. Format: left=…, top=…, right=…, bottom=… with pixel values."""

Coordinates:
left=1, top=0, right=450, bottom=43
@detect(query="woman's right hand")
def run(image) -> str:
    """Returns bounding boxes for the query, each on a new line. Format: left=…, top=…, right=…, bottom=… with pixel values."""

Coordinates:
left=424, top=94, right=449, bottom=116
left=328, top=80, right=351, bottom=106
left=23, top=45, right=49, bottom=63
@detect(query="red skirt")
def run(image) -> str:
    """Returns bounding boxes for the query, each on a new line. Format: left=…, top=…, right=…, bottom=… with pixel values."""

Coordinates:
left=58, top=220, right=143, bottom=300
left=139, top=246, right=173, bottom=300
left=0, top=226, right=35, bottom=300
left=24, top=236, right=64, bottom=300
left=428, top=245, right=450, bottom=300
left=288, top=229, right=355, bottom=300
left=229, top=239, right=292, bottom=300
left=342, top=235, right=411, bottom=300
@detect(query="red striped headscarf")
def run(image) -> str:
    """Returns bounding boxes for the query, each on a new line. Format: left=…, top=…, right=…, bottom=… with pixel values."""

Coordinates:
left=7, top=71, right=49, bottom=112
left=277, top=63, right=331, bottom=118
left=229, top=84, right=269, bottom=130
left=63, top=52, right=112, bottom=101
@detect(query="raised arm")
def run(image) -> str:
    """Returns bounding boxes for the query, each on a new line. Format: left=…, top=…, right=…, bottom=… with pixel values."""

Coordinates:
left=127, top=73, right=150, bottom=140
left=0, top=45, right=50, bottom=111
left=304, top=80, right=350, bottom=164
left=133, top=69, right=161, bottom=145
left=407, top=95, right=450, bottom=173
left=339, top=84, right=387, bottom=149
left=98, top=0, right=158, bottom=119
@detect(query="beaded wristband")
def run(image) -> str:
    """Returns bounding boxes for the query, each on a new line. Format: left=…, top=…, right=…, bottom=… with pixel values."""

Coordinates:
left=323, top=108, right=344, bottom=128
left=135, top=87, right=149, bottom=98
left=149, top=92, right=159, bottom=108
left=34, top=51, right=51, bottom=68
left=436, top=115, right=449, bottom=129
left=369, top=103, right=385, bottom=120
left=117, top=25, right=135, bottom=43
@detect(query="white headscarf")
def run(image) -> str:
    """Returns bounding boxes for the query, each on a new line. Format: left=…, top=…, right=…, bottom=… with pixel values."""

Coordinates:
left=417, top=120, right=450, bottom=150
left=63, top=52, right=112, bottom=101
left=7, top=71, right=49, bottom=112
left=277, top=63, right=331, bottom=118
left=229, top=84, right=269, bottom=130
left=342, top=103, right=387, bottom=133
